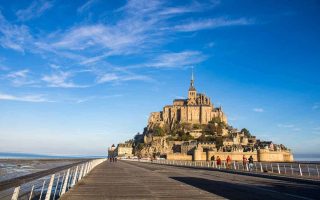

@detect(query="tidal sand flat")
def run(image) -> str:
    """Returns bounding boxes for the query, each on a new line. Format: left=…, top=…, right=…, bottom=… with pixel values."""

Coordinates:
left=0, top=159, right=85, bottom=182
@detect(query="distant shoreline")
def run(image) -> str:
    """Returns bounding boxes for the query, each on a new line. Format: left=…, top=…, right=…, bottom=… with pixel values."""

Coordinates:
left=0, top=152, right=106, bottom=159
left=1, top=152, right=319, bottom=162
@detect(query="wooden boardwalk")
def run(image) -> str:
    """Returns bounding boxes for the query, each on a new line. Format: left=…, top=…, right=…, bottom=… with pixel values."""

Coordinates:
left=60, top=161, right=222, bottom=200
left=61, top=161, right=320, bottom=200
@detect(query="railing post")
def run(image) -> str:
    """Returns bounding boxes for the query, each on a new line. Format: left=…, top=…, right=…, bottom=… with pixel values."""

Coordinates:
left=246, top=163, right=249, bottom=171
left=39, top=180, right=46, bottom=200
left=307, top=165, right=310, bottom=176
left=291, top=164, right=293, bottom=175
left=78, top=164, right=84, bottom=181
left=284, top=164, right=287, bottom=174
left=61, top=169, right=70, bottom=195
left=67, top=168, right=74, bottom=189
left=299, top=164, right=303, bottom=176
left=265, top=164, right=267, bottom=172
left=59, top=172, right=66, bottom=196
left=28, top=185, right=34, bottom=200
left=85, top=162, right=90, bottom=175
left=45, top=174, right=55, bottom=200
left=316, top=165, right=319, bottom=178
left=53, top=174, right=61, bottom=200
left=233, top=161, right=236, bottom=170
left=83, top=163, right=88, bottom=177
left=271, top=163, right=274, bottom=173
left=277, top=163, right=281, bottom=174
left=260, top=162, right=263, bottom=172
left=11, top=186, right=20, bottom=200
left=71, top=166, right=79, bottom=187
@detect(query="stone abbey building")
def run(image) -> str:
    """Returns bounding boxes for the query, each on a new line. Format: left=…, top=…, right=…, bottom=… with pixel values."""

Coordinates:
left=148, top=72, right=227, bottom=129
left=114, top=72, right=293, bottom=162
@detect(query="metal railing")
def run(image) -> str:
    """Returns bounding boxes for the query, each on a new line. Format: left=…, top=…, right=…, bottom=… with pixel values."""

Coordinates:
left=149, top=160, right=320, bottom=180
left=0, top=159, right=106, bottom=200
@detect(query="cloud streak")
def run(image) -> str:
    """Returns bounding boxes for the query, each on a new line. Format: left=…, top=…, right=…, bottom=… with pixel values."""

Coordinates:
left=96, top=72, right=151, bottom=84
left=277, top=124, right=294, bottom=128
left=0, top=12, right=31, bottom=52
left=146, top=51, right=206, bottom=68
left=253, top=108, right=264, bottom=112
left=16, top=0, right=53, bottom=21
left=0, top=92, right=51, bottom=103
left=173, top=17, right=253, bottom=32
left=41, top=71, right=89, bottom=88
left=77, top=0, right=99, bottom=13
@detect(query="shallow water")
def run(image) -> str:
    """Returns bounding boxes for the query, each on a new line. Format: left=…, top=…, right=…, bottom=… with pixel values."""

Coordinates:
left=0, top=159, right=79, bottom=182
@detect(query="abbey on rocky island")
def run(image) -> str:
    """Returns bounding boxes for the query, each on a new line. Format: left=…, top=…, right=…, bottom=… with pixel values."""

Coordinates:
left=110, top=72, right=293, bottom=162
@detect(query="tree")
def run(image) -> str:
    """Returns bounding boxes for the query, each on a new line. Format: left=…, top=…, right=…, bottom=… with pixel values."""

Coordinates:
left=241, top=128, right=251, bottom=137
left=153, top=126, right=165, bottom=136
left=193, top=124, right=201, bottom=129
left=215, top=137, right=223, bottom=149
left=177, top=131, right=194, bottom=141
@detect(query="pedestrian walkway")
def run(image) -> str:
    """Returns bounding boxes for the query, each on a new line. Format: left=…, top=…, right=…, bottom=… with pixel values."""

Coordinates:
left=60, top=161, right=222, bottom=200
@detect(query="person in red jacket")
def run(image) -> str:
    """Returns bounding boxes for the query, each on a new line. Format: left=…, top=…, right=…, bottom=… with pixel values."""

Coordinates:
left=216, top=156, right=221, bottom=169
left=226, top=155, right=232, bottom=169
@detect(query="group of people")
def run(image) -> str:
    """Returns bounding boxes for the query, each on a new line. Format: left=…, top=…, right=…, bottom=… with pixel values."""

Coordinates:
left=109, top=157, right=117, bottom=162
left=211, top=155, right=254, bottom=171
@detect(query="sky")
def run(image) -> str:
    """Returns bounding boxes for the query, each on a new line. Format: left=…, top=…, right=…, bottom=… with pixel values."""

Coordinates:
left=0, top=0, right=319, bottom=156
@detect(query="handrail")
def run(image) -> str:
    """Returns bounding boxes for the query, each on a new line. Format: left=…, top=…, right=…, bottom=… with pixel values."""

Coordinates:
left=123, top=158, right=320, bottom=180
left=2, top=158, right=106, bottom=200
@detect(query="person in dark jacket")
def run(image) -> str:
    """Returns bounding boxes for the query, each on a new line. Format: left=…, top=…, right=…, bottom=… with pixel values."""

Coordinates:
left=248, top=155, right=254, bottom=171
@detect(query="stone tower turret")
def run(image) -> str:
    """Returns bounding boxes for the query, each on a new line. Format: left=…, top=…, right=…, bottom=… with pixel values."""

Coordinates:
left=188, top=70, right=197, bottom=104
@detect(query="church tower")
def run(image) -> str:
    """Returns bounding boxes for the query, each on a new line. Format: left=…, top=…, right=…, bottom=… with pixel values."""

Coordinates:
left=188, top=70, right=197, bottom=105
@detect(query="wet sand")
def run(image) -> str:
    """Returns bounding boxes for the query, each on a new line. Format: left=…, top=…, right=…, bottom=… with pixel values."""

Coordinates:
left=0, top=159, right=89, bottom=191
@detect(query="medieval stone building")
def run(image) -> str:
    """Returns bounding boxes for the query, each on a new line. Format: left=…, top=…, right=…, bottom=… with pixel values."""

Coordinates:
left=148, top=72, right=227, bottom=129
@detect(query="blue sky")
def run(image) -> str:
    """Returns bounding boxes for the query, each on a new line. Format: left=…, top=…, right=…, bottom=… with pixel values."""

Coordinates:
left=0, top=0, right=319, bottom=156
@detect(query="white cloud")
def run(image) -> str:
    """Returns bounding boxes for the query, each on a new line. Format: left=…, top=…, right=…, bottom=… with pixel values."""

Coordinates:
left=6, top=69, right=37, bottom=86
left=147, top=51, right=206, bottom=68
left=173, top=17, right=253, bottom=32
left=96, top=73, right=119, bottom=83
left=77, top=0, right=99, bottom=13
left=41, top=71, right=88, bottom=88
left=277, top=124, right=295, bottom=128
left=253, top=108, right=264, bottom=112
left=7, top=69, right=29, bottom=78
left=49, top=64, right=60, bottom=69
left=312, top=103, right=319, bottom=110
left=48, top=0, right=220, bottom=64
left=0, top=92, right=51, bottom=102
left=16, top=0, right=53, bottom=21
left=96, top=72, right=151, bottom=84
left=0, top=12, right=32, bottom=52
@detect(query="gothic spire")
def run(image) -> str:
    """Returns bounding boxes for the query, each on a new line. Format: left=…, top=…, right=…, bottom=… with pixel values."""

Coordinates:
left=189, top=67, right=196, bottom=91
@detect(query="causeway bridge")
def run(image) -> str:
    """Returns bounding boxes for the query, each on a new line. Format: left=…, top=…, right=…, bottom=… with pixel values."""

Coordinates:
left=2, top=159, right=320, bottom=200
left=61, top=160, right=319, bottom=200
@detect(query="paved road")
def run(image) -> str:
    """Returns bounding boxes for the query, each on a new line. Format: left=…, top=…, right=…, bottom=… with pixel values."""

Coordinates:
left=61, top=161, right=320, bottom=200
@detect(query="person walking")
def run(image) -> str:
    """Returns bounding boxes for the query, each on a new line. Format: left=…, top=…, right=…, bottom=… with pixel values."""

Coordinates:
left=248, top=155, right=254, bottom=171
left=210, top=155, right=215, bottom=167
left=226, top=155, right=231, bottom=169
left=216, top=156, right=221, bottom=169
left=242, top=155, right=247, bottom=171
